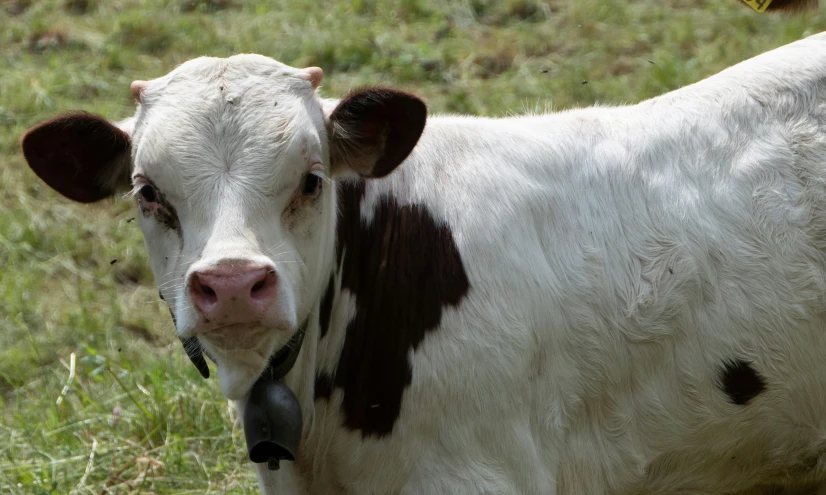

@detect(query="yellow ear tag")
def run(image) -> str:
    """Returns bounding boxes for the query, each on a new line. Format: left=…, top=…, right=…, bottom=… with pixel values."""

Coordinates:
left=743, top=0, right=775, bottom=12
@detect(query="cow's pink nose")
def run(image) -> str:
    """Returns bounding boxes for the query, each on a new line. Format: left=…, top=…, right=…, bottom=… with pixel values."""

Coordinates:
left=189, top=263, right=276, bottom=324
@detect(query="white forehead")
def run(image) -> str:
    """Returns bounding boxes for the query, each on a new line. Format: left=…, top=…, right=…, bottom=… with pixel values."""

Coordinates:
left=141, top=53, right=314, bottom=101
left=130, top=54, right=326, bottom=201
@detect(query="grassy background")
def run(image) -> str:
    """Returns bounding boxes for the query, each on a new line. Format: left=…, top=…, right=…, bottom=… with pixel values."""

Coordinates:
left=1, top=0, right=825, bottom=493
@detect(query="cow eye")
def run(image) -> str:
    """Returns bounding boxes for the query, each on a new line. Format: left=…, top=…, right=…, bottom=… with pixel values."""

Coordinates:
left=301, top=172, right=323, bottom=197
left=139, top=185, right=157, bottom=203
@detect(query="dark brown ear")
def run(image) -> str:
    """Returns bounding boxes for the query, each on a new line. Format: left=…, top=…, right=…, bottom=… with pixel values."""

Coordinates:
left=21, top=112, right=132, bottom=203
left=329, top=87, right=426, bottom=178
left=766, top=0, right=817, bottom=11
left=741, top=0, right=817, bottom=12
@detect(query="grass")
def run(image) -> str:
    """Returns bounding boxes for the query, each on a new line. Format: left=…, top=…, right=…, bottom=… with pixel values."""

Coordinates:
left=1, top=0, right=825, bottom=492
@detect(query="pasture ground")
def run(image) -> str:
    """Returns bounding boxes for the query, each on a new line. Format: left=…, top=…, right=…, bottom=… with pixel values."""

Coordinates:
left=1, top=0, right=825, bottom=493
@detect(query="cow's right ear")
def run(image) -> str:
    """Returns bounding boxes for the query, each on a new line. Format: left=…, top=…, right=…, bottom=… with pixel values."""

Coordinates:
left=21, top=112, right=133, bottom=203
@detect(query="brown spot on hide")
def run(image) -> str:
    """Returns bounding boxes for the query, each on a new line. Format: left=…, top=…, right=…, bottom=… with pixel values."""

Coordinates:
left=720, top=359, right=766, bottom=405
left=314, top=372, right=333, bottom=400
left=319, top=275, right=335, bottom=340
left=332, top=180, right=470, bottom=436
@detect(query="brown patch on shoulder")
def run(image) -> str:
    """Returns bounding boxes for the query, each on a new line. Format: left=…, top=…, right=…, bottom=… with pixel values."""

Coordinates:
left=314, top=372, right=333, bottom=400
left=319, top=275, right=335, bottom=340
left=332, top=180, right=470, bottom=437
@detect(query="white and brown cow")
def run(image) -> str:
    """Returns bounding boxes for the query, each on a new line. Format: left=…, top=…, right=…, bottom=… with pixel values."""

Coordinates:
left=20, top=31, right=826, bottom=494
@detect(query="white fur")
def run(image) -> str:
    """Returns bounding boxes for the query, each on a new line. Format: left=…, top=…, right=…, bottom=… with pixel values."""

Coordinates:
left=119, top=32, right=826, bottom=493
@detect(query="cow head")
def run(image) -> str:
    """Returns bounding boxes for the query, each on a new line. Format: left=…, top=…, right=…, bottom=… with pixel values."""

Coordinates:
left=21, top=55, right=427, bottom=400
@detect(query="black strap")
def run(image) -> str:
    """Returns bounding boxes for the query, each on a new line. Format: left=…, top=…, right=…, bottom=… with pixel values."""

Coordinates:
left=180, top=336, right=210, bottom=378
left=263, top=320, right=308, bottom=380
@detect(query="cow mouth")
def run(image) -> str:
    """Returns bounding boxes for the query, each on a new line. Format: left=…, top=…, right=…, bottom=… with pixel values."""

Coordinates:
left=201, top=325, right=268, bottom=351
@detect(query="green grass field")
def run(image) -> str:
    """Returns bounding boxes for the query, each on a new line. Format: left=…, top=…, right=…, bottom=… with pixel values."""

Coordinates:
left=1, top=0, right=825, bottom=493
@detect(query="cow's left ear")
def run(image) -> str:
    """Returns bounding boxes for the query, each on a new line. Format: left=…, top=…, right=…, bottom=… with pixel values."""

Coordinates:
left=21, top=112, right=133, bottom=203
left=327, top=87, right=426, bottom=178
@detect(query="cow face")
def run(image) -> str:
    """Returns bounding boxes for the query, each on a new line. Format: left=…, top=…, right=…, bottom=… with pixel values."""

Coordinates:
left=21, top=55, right=426, bottom=400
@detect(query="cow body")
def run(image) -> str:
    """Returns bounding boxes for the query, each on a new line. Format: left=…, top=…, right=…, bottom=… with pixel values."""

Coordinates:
left=261, top=38, right=826, bottom=493
left=21, top=32, right=826, bottom=494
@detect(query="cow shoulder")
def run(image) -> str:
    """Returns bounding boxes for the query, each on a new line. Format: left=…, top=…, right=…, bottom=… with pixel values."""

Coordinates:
left=319, top=179, right=469, bottom=436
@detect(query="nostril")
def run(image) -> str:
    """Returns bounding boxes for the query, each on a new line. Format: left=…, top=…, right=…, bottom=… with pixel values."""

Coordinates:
left=250, top=270, right=275, bottom=300
left=192, top=275, right=218, bottom=305
left=251, top=280, right=266, bottom=293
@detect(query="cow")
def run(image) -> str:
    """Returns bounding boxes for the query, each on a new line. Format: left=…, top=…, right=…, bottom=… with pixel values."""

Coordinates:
left=18, top=30, right=826, bottom=494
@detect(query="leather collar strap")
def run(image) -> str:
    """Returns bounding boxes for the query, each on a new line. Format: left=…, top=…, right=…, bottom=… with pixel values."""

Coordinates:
left=261, top=321, right=308, bottom=381
left=180, top=336, right=210, bottom=379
